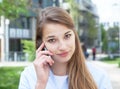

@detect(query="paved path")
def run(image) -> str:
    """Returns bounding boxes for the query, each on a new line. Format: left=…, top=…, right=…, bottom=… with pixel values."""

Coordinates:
left=0, top=62, right=32, bottom=67
left=89, top=61, right=120, bottom=89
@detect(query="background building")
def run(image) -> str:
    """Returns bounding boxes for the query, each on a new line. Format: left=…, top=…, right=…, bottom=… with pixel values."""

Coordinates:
left=78, top=0, right=100, bottom=49
left=0, top=0, right=100, bottom=62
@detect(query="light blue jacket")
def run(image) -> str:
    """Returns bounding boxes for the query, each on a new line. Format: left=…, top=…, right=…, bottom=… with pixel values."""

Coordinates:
left=18, top=62, right=113, bottom=89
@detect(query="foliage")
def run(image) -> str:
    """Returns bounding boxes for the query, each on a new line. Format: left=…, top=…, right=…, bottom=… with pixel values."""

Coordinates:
left=84, top=12, right=98, bottom=46
left=0, top=67, right=24, bottom=89
left=0, top=0, right=29, bottom=19
left=101, top=57, right=120, bottom=68
left=101, top=57, right=120, bottom=66
left=21, top=40, right=35, bottom=61
left=65, top=0, right=80, bottom=26
left=107, top=26, right=119, bottom=53
left=118, top=62, right=120, bottom=68
left=101, top=24, right=108, bottom=52
left=86, top=13, right=98, bottom=39
left=109, top=41, right=119, bottom=53
left=107, top=26, right=119, bottom=40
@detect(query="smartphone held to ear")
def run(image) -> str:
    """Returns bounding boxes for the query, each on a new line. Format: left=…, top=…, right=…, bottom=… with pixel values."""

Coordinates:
left=42, top=46, right=51, bottom=57
left=42, top=46, right=47, bottom=51
left=44, top=47, right=48, bottom=51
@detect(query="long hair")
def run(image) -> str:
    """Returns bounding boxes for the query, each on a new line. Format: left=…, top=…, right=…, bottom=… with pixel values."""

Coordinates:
left=35, top=7, right=98, bottom=89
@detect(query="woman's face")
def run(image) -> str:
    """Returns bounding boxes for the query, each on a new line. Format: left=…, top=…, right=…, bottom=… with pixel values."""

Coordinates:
left=42, top=23, right=75, bottom=63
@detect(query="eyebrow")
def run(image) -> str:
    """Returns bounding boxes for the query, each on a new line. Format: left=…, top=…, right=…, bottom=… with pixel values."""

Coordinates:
left=46, top=31, right=72, bottom=39
left=65, top=31, right=71, bottom=34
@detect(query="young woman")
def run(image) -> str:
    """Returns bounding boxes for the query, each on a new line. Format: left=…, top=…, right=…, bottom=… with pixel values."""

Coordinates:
left=19, top=7, right=113, bottom=89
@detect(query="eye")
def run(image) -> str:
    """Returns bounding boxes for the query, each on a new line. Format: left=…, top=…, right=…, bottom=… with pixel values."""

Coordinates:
left=47, top=39, right=56, bottom=43
left=64, top=34, right=72, bottom=39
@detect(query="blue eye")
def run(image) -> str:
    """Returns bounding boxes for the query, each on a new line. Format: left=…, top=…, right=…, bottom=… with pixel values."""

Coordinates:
left=65, top=34, right=71, bottom=39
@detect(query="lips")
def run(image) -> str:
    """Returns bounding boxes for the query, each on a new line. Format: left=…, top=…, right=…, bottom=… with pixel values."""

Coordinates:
left=57, top=52, right=69, bottom=57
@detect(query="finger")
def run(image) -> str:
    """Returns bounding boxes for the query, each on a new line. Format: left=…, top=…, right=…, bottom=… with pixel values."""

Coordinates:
left=36, top=50, right=53, bottom=59
left=36, top=42, right=45, bottom=53
left=40, top=51, right=53, bottom=56
left=34, top=56, right=54, bottom=67
left=34, top=55, right=48, bottom=66
left=45, top=57, right=54, bottom=66
left=37, top=55, right=54, bottom=66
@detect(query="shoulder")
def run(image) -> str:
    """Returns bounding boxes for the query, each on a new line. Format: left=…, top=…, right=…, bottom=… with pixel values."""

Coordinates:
left=86, top=61, right=108, bottom=79
left=86, top=61, right=113, bottom=89
left=20, top=63, right=37, bottom=81
left=86, top=61, right=106, bottom=75
left=19, top=64, right=37, bottom=89
left=23, top=63, right=35, bottom=72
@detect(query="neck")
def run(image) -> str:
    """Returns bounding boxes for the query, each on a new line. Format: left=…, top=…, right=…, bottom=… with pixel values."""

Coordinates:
left=51, top=62, right=67, bottom=76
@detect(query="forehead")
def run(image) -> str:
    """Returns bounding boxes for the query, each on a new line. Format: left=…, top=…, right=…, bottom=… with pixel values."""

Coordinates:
left=42, top=23, right=73, bottom=37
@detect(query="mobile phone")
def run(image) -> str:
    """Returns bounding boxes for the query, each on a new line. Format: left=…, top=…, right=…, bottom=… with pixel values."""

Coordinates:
left=42, top=46, right=47, bottom=51
left=44, top=47, right=48, bottom=51
left=43, top=46, right=50, bottom=57
left=44, top=46, right=54, bottom=61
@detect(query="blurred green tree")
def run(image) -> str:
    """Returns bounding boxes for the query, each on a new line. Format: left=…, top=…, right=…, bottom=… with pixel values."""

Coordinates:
left=108, top=26, right=119, bottom=40
left=66, top=0, right=79, bottom=23
left=0, top=0, right=29, bottom=19
left=101, top=24, right=108, bottom=53
left=107, top=26, right=119, bottom=53
left=65, top=0, right=80, bottom=34
left=85, top=12, right=98, bottom=46
left=21, top=40, right=35, bottom=61
left=87, top=13, right=98, bottom=39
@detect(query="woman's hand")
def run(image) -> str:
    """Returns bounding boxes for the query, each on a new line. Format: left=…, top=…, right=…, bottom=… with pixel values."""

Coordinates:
left=33, top=43, right=54, bottom=88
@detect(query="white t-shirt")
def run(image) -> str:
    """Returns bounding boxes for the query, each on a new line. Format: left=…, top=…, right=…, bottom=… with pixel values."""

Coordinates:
left=18, top=62, right=113, bottom=89
left=54, top=75, right=68, bottom=89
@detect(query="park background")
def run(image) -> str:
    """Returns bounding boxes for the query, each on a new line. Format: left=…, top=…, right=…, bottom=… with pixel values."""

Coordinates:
left=0, top=0, right=120, bottom=89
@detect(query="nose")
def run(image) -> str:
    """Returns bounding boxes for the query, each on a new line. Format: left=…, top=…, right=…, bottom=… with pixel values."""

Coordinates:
left=58, top=40, right=67, bottom=50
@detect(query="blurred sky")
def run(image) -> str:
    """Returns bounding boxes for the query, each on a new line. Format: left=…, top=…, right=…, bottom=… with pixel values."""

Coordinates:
left=92, top=0, right=120, bottom=25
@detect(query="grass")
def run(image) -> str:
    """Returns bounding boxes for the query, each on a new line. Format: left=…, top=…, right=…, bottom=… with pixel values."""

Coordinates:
left=0, top=67, right=24, bottom=89
left=101, top=57, right=120, bottom=64
left=101, top=57, right=120, bottom=67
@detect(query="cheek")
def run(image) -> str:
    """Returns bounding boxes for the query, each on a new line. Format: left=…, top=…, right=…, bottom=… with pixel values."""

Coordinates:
left=69, top=37, right=75, bottom=49
left=70, top=41, right=75, bottom=51
left=47, top=46, right=57, bottom=54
